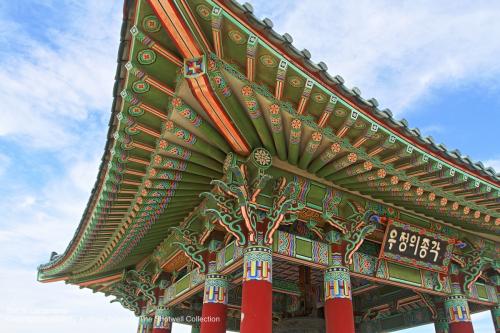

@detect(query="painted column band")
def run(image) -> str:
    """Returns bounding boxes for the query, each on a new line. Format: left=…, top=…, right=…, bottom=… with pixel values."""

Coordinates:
left=203, top=273, right=228, bottom=304
left=444, top=295, right=471, bottom=323
left=137, top=316, right=143, bottom=333
left=324, top=255, right=355, bottom=333
left=138, top=315, right=153, bottom=333
left=243, top=246, right=272, bottom=283
left=153, top=307, right=172, bottom=329
left=324, top=254, right=351, bottom=300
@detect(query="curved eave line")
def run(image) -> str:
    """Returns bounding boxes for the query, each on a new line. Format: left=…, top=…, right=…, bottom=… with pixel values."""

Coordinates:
left=37, top=0, right=137, bottom=275
left=214, top=0, right=500, bottom=187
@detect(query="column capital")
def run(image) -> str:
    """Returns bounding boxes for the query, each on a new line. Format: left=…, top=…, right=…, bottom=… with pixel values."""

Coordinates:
left=153, top=306, right=173, bottom=331
left=203, top=273, right=229, bottom=304
left=324, top=253, right=355, bottom=332
left=444, top=294, right=471, bottom=324
left=324, top=263, right=351, bottom=300
left=139, top=315, right=153, bottom=332
left=243, top=245, right=272, bottom=283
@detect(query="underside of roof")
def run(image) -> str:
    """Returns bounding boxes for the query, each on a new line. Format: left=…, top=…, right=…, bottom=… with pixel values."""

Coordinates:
left=38, top=0, right=499, bottom=283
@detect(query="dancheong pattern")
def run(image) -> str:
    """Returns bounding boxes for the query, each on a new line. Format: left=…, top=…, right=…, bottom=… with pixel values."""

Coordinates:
left=351, top=252, right=377, bottom=276
left=243, top=246, right=272, bottom=283
left=137, top=49, right=156, bottom=65
left=290, top=119, right=302, bottom=144
left=324, top=258, right=351, bottom=300
left=445, top=295, right=471, bottom=323
left=203, top=274, right=228, bottom=304
left=142, top=15, right=161, bottom=32
left=312, top=241, right=329, bottom=265
left=171, top=98, right=203, bottom=127
left=158, top=140, right=192, bottom=160
left=163, top=121, right=197, bottom=145
left=153, top=307, right=172, bottom=329
left=277, top=231, right=294, bottom=257
left=132, top=80, right=150, bottom=93
left=138, top=316, right=153, bottom=332
left=184, top=56, right=206, bottom=78
left=36, top=2, right=500, bottom=330
left=275, top=231, right=329, bottom=265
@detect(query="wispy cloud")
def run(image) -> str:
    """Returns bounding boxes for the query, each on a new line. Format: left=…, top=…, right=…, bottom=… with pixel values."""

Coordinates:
left=0, top=268, right=136, bottom=332
left=0, top=1, right=137, bottom=331
left=0, top=1, right=498, bottom=333
left=253, top=0, right=500, bottom=114
left=484, top=158, right=500, bottom=173
left=0, top=0, right=121, bottom=149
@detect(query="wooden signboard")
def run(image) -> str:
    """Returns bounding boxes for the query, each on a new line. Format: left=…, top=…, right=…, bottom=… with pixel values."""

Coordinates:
left=379, top=219, right=455, bottom=274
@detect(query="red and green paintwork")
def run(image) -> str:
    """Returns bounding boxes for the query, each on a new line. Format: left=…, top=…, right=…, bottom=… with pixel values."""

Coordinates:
left=37, top=0, right=499, bottom=332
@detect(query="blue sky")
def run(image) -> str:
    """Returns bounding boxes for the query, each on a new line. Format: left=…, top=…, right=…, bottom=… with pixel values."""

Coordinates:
left=0, top=0, right=498, bottom=332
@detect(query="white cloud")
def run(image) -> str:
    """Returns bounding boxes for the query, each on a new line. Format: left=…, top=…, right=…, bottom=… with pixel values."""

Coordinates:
left=0, top=0, right=121, bottom=149
left=261, top=0, right=500, bottom=114
left=484, top=158, right=500, bottom=173
left=0, top=2, right=137, bottom=332
left=0, top=1, right=498, bottom=333
left=0, top=155, right=100, bottom=265
left=0, top=268, right=137, bottom=332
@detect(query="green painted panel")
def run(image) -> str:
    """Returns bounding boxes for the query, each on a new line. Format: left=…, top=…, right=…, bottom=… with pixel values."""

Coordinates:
left=476, top=284, right=488, bottom=300
left=175, top=274, right=191, bottom=295
left=387, top=262, right=422, bottom=286
left=225, top=242, right=235, bottom=264
left=295, top=237, right=312, bottom=260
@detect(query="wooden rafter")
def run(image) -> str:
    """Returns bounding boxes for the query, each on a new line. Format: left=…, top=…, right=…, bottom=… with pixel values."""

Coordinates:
left=147, top=0, right=251, bottom=155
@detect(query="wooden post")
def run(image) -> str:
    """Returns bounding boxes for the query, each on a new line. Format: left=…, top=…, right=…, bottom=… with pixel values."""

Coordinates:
left=444, top=280, right=474, bottom=333
left=240, top=246, right=273, bottom=333
left=200, top=273, right=228, bottom=333
left=324, top=253, right=355, bottom=333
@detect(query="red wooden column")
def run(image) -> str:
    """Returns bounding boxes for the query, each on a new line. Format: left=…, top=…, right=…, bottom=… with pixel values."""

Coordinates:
left=445, top=278, right=474, bottom=333
left=200, top=273, right=228, bottom=333
left=240, top=245, right=273, bottom=333
left=324, top=252, right=355, bottom=333
left=152, top=307, right=172, bottom=333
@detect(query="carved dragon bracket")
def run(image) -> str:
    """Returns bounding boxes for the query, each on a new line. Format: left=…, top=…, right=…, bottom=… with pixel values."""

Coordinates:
left=171, top=227, right=208, bottom=273
left=109, top=281, right=142, bottom=315
left=124, top=269, right=157, bottom=305
left=201, top=148, right=303, bottom=247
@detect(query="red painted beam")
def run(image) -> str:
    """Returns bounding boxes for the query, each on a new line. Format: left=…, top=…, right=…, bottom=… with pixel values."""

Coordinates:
left=147, top=0, right=251, bottom=156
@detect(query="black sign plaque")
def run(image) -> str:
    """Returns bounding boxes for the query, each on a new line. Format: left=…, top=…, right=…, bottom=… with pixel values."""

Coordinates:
left=380, top=219, right=455, bottom=273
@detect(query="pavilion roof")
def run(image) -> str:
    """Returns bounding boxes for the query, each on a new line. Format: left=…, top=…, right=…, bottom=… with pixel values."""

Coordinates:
left=221, top=0, right=499, bottom=183
left=38, top=0, right=499, bottom=284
